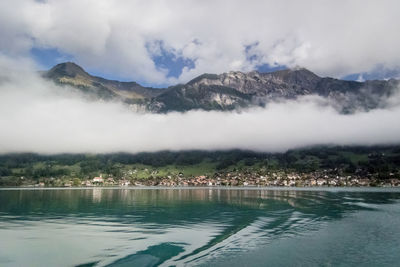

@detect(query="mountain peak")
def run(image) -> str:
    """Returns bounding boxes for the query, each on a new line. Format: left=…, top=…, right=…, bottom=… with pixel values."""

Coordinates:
left=46, top=62, right=89, bottom=78
left=292, top=67, right=319, bottom=77
left=267, top=67, right=320, bottom=86
left=272, top=67, right=318, bottom=77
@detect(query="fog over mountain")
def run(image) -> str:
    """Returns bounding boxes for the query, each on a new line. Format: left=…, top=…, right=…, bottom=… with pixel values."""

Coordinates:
left=1, top=57, right=400, bottom=154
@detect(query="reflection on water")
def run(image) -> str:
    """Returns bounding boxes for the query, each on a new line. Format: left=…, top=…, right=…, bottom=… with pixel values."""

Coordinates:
left=0, top=188, right=400, bottom=267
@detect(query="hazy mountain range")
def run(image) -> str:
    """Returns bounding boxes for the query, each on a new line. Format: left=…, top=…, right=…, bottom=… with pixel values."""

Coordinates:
left=44, top=62, right=400, bottom=113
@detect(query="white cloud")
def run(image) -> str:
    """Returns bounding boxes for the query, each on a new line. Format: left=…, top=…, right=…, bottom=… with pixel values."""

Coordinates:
left=1, top=0, right=399, bottom=85
left=0, top=60, right=400, bottom=154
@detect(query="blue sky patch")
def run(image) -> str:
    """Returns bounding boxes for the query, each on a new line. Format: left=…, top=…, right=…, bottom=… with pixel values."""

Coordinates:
left=148, top=41, right=195, bottom=79
left=245, top=43, right=287, bottom=73
left=30, top=47, right=74, bottom=70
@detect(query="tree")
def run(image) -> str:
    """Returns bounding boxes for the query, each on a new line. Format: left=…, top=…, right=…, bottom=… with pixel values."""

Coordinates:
left=73, top=178, right=81, bottom=186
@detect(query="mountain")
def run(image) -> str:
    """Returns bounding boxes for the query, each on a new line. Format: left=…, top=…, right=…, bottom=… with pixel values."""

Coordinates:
left=43, top=62, right=400, bottom=113
left=44, top=62, right=166, bottom=101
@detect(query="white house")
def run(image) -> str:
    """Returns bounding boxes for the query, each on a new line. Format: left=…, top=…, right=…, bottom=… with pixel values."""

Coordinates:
left=93, top=177, right=104, bottom=183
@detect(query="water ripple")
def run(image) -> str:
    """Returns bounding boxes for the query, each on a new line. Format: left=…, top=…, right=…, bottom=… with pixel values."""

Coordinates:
left=0, top=188, right=400, bottom=267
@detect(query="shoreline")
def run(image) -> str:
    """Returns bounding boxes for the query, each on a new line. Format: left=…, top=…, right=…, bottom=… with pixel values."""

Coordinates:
left=1, top=186, right=400, bottom=192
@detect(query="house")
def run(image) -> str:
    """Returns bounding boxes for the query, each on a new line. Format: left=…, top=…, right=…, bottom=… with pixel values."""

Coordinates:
left=358, top=179, right=370, bottom=186
left=93, top=177, right=104, bottom=183
left=119, top=180, right=130, bottom=186
left=329, top=180, right=337, bottom=186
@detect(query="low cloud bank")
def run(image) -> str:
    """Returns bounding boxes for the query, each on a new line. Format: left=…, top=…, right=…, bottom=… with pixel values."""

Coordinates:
left=0, top=61, right=400, bottom=154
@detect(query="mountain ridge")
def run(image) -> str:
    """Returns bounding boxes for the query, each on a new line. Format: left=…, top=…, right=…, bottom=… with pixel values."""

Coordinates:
left=43, top=62, right=400, bottom=113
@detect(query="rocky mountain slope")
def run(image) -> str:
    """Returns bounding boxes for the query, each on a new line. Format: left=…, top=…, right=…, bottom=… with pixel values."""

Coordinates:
left=44, top=62, right=400, bottom=113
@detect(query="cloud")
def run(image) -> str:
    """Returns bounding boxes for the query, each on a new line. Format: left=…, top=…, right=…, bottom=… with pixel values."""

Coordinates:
left=1, top=0, right=400, bottom=85
left=0, top=59, right=400, bottom=154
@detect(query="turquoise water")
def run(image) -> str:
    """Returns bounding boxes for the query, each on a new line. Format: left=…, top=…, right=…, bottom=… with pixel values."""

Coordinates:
left=0, top=188, right=400, bottom=267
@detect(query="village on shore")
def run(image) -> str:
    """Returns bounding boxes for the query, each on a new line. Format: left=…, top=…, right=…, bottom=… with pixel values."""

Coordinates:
left=24, top=168, right=400, bottom=188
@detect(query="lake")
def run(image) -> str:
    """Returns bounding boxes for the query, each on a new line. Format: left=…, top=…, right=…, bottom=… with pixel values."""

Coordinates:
left=1, top=187, right=400, bottom=266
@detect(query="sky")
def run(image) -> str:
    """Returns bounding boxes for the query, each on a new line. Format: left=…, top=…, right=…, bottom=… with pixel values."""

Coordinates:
left=1, top=0, right=400, bottom=87
left=1, top=0, right=400, bottom=154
